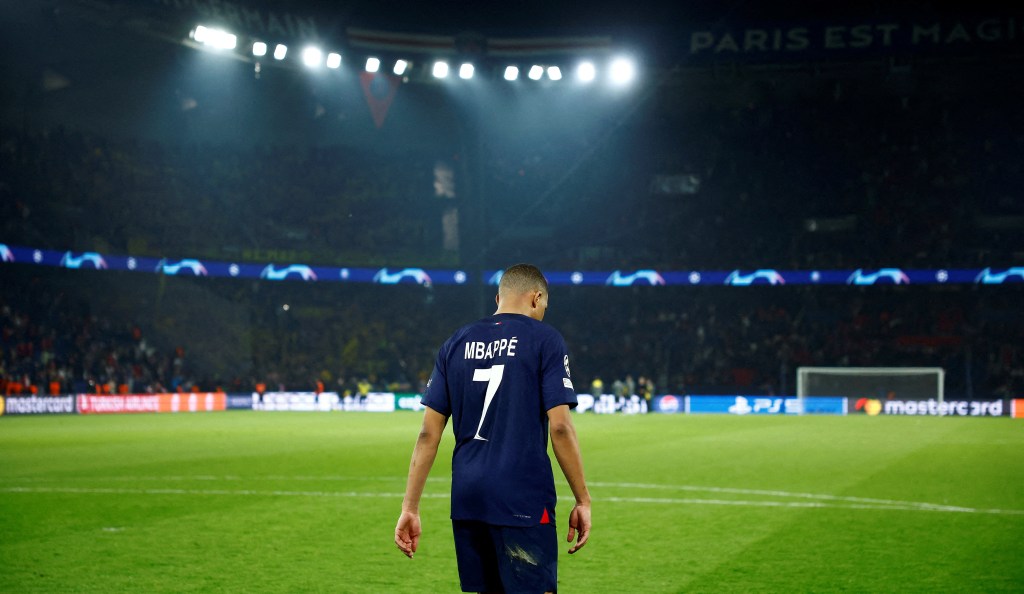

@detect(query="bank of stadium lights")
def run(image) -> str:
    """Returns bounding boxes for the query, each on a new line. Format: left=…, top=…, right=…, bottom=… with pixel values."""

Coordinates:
left=188, top=24, right=638, bottom=88
left=501, top=58, right=618, bottom=83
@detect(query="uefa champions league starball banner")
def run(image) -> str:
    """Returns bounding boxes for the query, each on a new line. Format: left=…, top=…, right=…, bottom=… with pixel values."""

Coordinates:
left=2, top=243, right=1022, bottom=287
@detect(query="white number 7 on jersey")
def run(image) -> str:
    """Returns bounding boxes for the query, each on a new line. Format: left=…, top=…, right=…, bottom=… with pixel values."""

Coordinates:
left=472, top=365, right=505, bottom=441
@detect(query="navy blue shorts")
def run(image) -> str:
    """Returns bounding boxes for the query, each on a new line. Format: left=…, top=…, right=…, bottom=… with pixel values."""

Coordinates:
left=452, top=520, right=558, bottom=593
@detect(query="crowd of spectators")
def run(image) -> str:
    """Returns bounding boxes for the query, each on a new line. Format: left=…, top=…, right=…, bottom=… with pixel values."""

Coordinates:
left=2, top=263, right=1020, bottom=401
left=3, top=61, right=1021, bottom=273
left=0, top=268, right=195, bottom=397
left=560, top=285, right=1023, bottom=400
left=0, top=127, right=449, bottom=268
left=518, top=66, right=1023, bottom=271
left=1, top=52, right=1022, bottom=402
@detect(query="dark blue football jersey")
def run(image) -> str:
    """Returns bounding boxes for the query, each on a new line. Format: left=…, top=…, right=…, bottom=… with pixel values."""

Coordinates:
left=421, top=313, right=577, bottom=527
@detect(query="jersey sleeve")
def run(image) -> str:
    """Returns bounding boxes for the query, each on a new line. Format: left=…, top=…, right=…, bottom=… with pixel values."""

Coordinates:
left=420, top=342, right=451, bottom=416
left=541, top=329, right=577, bottom=411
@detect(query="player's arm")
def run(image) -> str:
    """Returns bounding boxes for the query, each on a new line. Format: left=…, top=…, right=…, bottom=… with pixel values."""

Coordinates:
left=548, top=403, right=591, bottom=554
left=395, top=406, right=448, bottom=558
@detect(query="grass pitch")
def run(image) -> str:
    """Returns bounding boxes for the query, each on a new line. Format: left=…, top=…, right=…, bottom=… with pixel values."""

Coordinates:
left=1, top=411, right=1022, bottom=593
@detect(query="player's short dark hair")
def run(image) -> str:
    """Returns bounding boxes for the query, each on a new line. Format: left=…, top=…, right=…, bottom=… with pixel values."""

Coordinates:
left=499, top=263, right=548, bottom=296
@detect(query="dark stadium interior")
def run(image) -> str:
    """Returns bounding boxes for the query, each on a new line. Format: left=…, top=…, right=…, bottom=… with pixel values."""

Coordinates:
left=1, top=0, right=1021, bottom=401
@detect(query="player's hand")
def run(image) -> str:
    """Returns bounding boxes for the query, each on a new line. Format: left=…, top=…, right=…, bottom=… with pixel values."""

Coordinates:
left=395, top=510, right=421, bottom=558
left=566, top=502, right=591, bottom=554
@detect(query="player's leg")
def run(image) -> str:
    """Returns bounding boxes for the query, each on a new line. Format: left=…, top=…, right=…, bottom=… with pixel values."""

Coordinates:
left=452, top=519, right=504, bottom=593
left=491, top=523, right=558, bottom=593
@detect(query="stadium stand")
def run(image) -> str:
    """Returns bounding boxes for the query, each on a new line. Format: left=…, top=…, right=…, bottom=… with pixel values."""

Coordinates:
left=0, top=4, right=1021, bottom=402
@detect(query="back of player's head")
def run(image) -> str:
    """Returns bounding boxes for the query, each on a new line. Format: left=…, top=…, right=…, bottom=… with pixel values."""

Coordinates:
left=498, top=263, right=548, bottom=297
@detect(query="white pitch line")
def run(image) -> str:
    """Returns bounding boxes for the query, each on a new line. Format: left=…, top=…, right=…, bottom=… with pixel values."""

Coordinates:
left=587, top=481, right=980, bottom=513
left=2, top=485, right=1022, bottom=515
left=3, top=476, right=993, bottom=514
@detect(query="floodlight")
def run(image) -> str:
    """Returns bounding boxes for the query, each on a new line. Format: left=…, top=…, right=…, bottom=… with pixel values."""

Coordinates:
left=326, top=52, right=341, bottom=69
left=192, top=25, right=236, bottom=50
left=432, top=60, right=449, bottom=78
left=576, top=61, right=596, bottom=83
left=393, top=59, right=409, bottom=75
left=503, top=65, right=519, bottom=81
left=273, top=44, right=288, bottom=60
left=459, top=63, right=474, bottom=79
left=252, top=41, right=267, bottom=57
left=302, top=47, right=323, bottom=68
left=528, top=65, right=543, bottom=80
left=215, top=31, right=237, bottom=50
left=547, top=66, right=562, bottom=81
left=365, top=57, right=380, bottom=73
left=609, top=57, right=635, bottom=84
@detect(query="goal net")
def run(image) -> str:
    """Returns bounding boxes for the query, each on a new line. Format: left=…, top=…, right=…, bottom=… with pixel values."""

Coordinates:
left=797, top=367, right=945, bottom=411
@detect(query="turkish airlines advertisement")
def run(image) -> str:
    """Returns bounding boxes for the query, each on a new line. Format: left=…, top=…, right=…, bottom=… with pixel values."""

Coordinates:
left=76, top=393, right=226, bottom=415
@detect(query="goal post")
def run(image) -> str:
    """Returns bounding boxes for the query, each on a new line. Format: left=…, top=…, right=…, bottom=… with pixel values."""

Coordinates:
left=797, top=367, right=945, bottom=414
